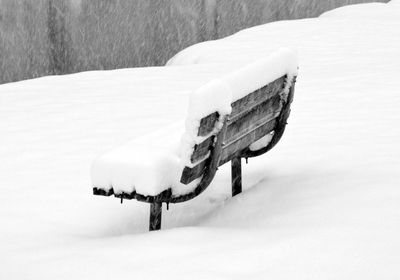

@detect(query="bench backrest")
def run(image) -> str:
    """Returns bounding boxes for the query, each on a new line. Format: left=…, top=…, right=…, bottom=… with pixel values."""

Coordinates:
left=181, top=75, right=293, bottom=184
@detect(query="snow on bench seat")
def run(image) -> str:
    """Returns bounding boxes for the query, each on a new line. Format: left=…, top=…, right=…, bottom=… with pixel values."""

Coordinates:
left=91, top=123, right=196, bottom=197
left=91, top=48, right=298, bottom=198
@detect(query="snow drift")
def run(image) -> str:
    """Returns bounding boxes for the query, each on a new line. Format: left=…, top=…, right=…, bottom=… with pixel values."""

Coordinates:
left=1, top=1, right=400, bottom=279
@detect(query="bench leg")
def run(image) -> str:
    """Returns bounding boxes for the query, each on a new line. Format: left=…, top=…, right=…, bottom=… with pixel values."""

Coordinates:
left=149, top=202, right=162, bottom=231
left=231, top=157, right=242, bottom=197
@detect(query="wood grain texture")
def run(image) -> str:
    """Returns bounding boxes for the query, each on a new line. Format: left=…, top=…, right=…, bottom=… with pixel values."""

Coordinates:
left=190, top=136, right=214, bottom=163
left=184, top=117, right=277, bottom=182
left=177, top=120, right=228, bottom=200
left=180, top=158, right=208, bottom=184
left=230, top=76, right=285, bottom=122
left=198, top=112, right=219, bottom=137
left=195, top=76, right=284, bottom=138
left=219, top=118, right=277, bottom=165
left=225, top=94, right=281, bottom=144
left=190, top=87, right=283, bottom=164
left=241, top=78, right=296, bottom=159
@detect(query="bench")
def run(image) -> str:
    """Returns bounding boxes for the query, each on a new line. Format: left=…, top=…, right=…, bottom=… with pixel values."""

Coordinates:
left=92, top=49, right=298, bottom=231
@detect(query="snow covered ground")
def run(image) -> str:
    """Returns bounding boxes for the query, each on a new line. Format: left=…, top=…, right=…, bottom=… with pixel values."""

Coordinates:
left=1, top=1, right=400, bottom=279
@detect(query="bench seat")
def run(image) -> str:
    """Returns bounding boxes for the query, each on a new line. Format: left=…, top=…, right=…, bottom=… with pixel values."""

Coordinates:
left=92, top=123, right=200, bottom=198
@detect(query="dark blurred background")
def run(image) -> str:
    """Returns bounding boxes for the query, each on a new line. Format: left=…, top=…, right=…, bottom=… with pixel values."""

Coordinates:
left=0, top=0, right=388, bottom=84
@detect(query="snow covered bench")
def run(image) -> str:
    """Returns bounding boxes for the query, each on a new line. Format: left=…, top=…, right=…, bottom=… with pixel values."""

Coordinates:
left=92, top=48, right=298, bottom=231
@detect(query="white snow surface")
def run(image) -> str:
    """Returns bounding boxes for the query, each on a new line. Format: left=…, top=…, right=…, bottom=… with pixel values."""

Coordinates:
left=91, top=49, right=297, bottom=196
left=1, top=1, right=400, bottom=279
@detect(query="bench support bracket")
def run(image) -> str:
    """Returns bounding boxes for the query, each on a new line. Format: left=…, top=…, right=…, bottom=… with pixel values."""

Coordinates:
left=231, top=157, right=242, bottom=196
left=149, top=202, right=162, bottom=231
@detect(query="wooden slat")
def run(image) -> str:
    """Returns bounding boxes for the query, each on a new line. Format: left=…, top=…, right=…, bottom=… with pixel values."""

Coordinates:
left=191, top=136, right=214, bottom=163
left=198, top=112, right=219, bottom=137
left=180, top=158, right=208, bottom=184
left=197, top=76, right=284, bottom=138
left=230, top=76, right=285, bottom=121
left=225, top=94, right=281, bottom=144
left=190, top=95, right=281, bottom=163
left=219, top=118, right=277, bottom=166
left=185, top=119, right=277, bottom=182
left=179, top=121, right=228, bottom=198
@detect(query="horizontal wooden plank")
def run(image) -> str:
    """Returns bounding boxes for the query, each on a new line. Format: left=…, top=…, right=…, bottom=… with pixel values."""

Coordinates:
left=225, top=94, right=281, bottom=144
left=196, top=76, right=284, bottom=138
left=198, top=112, right=219, bottom=137
left=191, top=136, right=214, bottom=163
left=191, top=95, right=281, bottom=164
left=230, top=76, right=285, bottom=121
left=219, top=118, right=277, bottom=166
left=180, top=158, right=208, bottom=184
left=183, top=116, right=278, bottom=183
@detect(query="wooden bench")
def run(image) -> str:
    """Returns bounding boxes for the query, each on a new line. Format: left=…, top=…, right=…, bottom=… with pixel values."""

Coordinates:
left=93, top=74, right=296, bottom=231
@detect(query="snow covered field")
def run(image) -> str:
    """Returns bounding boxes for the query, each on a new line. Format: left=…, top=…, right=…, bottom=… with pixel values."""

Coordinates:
left=1, top=1, right=400, bottom=279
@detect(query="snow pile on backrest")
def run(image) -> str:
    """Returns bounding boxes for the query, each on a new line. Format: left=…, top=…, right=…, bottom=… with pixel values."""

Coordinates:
left=180, top=48, right=298, bottom=166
